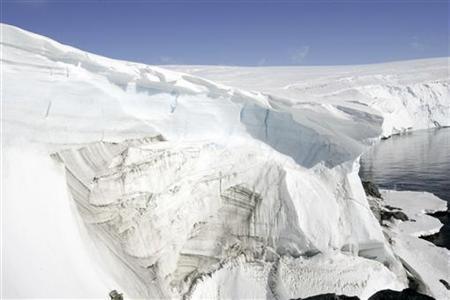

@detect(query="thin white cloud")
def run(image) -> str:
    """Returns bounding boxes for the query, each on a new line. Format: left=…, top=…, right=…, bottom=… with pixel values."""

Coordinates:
left=257, top=57, right=267, bottom=66
left=159, top=56, right=176, bottom=64
left=410, top=37, right=425, bottom=52
left=291, top=46, right=310, bottom=64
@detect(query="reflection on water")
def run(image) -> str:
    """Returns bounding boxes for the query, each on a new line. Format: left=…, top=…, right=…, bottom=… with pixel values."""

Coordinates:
left=360, top=128, right=450, bottom=248
left=360, top=128, right=450, bottom=202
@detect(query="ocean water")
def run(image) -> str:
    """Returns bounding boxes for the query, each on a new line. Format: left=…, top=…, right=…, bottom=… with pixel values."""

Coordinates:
left=360, top=128, right=450, bottom=202
left=360, top=128, right=450, bottom=248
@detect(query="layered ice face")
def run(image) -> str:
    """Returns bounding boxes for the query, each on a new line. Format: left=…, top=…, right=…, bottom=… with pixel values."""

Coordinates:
left=55, top=136, right=393, bottom=297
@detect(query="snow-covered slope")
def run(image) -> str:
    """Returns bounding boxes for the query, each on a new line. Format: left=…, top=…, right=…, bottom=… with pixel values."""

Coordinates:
left=169, top=58, right=449, bottom=138
left=1, top=24, right=448, bottom=299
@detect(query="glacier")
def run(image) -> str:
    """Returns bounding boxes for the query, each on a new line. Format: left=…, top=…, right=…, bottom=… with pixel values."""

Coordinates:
left=1, top=23, right=449, bottom=299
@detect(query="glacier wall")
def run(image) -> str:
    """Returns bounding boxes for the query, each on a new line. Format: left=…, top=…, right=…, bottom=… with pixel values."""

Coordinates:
left=170, top=59, right=450, bottom=138
left=54, top=136, right=398, bottom=298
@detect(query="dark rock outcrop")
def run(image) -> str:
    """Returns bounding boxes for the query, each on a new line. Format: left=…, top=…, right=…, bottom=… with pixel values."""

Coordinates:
left=368, top=288, right=434, bottom=300
left=420, top=209, right=450, bottom=250
left=362, top=181, right=382, bottom=198
left=380, top=209, right=409, bottom=222
left=290, top=288, right=436, bottom=300
left=109, top=290, right=123, bottom=300
left=439, top=279, right=450, bottom=290
left=292, top=294, right=360, bottom=300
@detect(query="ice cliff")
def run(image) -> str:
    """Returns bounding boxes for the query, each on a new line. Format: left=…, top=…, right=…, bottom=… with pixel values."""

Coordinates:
left=2, top=24, right=449, bottom=299
left=170, top=58, right=449, bottom=138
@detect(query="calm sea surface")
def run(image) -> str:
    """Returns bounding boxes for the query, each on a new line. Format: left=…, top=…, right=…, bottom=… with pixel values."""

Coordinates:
left=360, top=128, right=450, bottom=248
left=360, top=128, right=450, bottom=202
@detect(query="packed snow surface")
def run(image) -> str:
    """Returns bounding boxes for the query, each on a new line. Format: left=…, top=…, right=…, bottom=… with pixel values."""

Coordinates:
left=381, top=190, right=449, bottom=300
left=1, top=23, right=449, bottom=299
left=382, top=190, right=447, bottom=237
left=187, top=252, right=403, bottom=300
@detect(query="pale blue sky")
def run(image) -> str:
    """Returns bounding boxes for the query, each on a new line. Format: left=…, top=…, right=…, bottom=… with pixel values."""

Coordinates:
left=2, top=0, right=449, bottom=66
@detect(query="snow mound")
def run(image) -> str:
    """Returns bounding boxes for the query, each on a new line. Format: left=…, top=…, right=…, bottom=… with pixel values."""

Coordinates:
left=275, top=252, right=403, bottom=300
left=187, top=253, right=403, bottom=300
